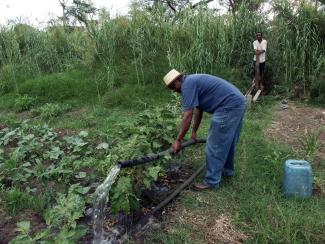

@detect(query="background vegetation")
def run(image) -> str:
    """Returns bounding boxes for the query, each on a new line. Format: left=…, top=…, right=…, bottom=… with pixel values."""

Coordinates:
left=0, top=0, right=324, bottom=102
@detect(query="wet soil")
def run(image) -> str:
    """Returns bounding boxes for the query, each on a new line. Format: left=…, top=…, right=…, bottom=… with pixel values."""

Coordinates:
left=80, top=163, right=195, bottom=243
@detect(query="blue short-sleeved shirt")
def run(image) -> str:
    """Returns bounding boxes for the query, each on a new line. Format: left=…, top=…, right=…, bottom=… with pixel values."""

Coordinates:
left=181, top=74, right=246, bottom=113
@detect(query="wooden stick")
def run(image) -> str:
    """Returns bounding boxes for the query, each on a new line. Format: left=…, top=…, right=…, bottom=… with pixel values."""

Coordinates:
left=253, top=89, right=262, bottom=102
left=254, top=54, right=261, bottom=90
left=245, top=78, right=256, bottom=96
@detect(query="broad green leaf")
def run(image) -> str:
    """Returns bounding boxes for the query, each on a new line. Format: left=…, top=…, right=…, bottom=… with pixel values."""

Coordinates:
left=23, top=134, right=35, bottom=140
left=16, top=221, right=30, bottom=231
left=26, top=187, right=37, bottom=193
left=74, top=186, right=90, bottom=195
left=75, top=172, right=87, bottom=179
left=147, top=165, right=161, bottom=181
left=164, top=154, right=172, bottom=160
left=70, top=183, right=90, bottom=195
left=152, top=141, right=161, bottom=148
left=78, top=131, right=89, bottom=137
left=22, top=162, right=32, bottom=167
left=96, top=143, right=109, bottom=150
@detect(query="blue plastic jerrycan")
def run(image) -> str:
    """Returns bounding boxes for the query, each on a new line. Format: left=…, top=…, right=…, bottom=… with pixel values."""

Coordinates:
left=283, top=159, right=313, bottom=198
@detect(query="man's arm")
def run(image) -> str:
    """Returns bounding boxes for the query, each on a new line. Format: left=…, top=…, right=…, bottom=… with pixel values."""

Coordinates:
left=191, top=108, right=203, bottom=140
left=172, top=109, right=193, bottom=153
left=257, top=40, right=267, bottom=55
left=176, top=109, right=193, bottom=141
left=262, top=40, right=267, bottom=53
left=253, top=41, right=266, bottom=55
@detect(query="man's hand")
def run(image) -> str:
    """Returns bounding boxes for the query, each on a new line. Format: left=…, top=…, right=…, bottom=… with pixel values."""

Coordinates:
left=172, top=140, right=182, bottom=154
left=255, top=50, right=265, bottom=55
left=173, top=110, right=193, bottom=154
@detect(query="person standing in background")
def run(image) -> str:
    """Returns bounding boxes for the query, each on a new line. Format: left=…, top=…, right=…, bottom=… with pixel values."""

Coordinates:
left=253, top=32, right=267, bottom=91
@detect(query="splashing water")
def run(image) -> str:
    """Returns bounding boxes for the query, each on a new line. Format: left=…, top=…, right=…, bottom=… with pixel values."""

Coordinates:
left=93, top=165, right=121, bottom=244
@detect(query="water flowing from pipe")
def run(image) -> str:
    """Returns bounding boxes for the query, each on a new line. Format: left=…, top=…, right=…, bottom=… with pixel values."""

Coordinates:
left=92, top=165, right=121, bottom=244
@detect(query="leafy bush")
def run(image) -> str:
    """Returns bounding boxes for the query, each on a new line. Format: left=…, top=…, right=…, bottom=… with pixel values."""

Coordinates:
left=104, top=100, right=181, bottom=213
left=45, top=185, right=88, bottom=229
left=32, top=103, right=71, bottom=121
left=0, top=122, right=106, bottom=187
left=310, top=72, right=325, bottom=103
left=110, top=176, right=139, bottom=213
left=10, top=185, right=89, bottom=243
left=0, top=78, right=14, bottom=95
left=0, top=122, right=109, bottom=242
left=14, top=95, right=37, bottom=112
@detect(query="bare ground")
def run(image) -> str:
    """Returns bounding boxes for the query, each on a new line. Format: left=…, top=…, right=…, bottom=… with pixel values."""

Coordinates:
left=266, top=101, right=325, bottom=159
left=151, top=206, right=248, bottom=244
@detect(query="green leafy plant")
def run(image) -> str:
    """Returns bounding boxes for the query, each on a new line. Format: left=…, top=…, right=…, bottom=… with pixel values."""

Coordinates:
left=8, top=184, right=89, bottom=243
left=35, top=184, right=89, bottom=242
left=143, top=165, right=162, bottom=188
left=299, top=127, right=325, bottom=163
left=1, top=103, right=180, bottom=238
left=14, top=95, right=37, bottom=112
left=0, top=160, right=33, bottom=185
left=104, top=103, right=180, bottom=214
left=32, top=103, right=71, bottom=121
left=110, top=176, right=139, bottom=213
left=9, top=221, right=47, bottom=243
left=45, top=190, right=85, bottom=228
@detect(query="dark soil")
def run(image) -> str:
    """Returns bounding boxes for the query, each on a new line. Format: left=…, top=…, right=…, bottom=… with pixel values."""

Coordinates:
left=0, top=210, right=46, bottom=244
left=80, top=163, right=195, bottom=243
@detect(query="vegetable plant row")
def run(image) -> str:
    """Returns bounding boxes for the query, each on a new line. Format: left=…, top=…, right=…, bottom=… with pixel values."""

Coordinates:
left=0, top=102, right=181, bottom=242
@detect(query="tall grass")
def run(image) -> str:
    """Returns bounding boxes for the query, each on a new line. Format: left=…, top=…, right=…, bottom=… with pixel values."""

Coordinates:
left=0, top=24, right=93, bottom=95
left=269, top=1, right=325, bottom=96
left=0, top=1, right=324, bottom=102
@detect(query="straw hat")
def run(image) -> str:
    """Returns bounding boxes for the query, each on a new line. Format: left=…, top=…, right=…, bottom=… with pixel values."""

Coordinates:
left=163, top=69, right=182, bottom=87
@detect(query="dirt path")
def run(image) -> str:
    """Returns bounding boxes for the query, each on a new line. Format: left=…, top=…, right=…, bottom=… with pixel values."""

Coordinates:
left=266, top=101, right=325, bottom=159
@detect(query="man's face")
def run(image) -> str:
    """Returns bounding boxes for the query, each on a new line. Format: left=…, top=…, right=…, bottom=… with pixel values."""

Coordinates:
left=168, top=80, right=181, bottom=93
left=256, top=33, right=262, bottom=41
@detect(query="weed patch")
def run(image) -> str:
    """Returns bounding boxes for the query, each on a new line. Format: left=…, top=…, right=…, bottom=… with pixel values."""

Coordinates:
left=32, top=103, right=71, bottom=121
left=14, top=95, right=37, bottom=112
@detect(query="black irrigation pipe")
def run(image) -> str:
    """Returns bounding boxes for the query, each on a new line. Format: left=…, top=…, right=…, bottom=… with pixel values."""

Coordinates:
left=117, top=138, right=207, bottom=239
left=118, top=138, right=206, bottom=169
left=128, top=163, right=205, bottom=237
